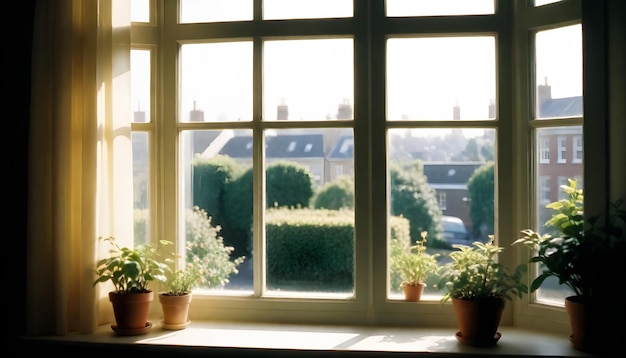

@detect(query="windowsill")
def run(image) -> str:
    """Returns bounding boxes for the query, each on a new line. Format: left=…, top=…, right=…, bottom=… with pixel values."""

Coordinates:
left=21, top=321, right=596, bottom=357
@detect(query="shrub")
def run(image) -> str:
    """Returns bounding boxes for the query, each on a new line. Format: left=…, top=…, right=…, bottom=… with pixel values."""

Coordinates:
left=313, top=175, right=354, bottom=210
left=185, top=206, right=245, bottom=288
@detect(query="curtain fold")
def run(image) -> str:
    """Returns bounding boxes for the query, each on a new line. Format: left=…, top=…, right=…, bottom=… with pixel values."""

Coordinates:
left=26, top=0, right=131, bottom=336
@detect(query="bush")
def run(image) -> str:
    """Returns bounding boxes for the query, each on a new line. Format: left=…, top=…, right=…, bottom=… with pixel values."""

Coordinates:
left=313, top=175, right=354, bottom=210
left=185, top=206, right=245, bottom=288
left=265, top=208, right=354, bottom=290
left=223, top=161, right=317, bottom=256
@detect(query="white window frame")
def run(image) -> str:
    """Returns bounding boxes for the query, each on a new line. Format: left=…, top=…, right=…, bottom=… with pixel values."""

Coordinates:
left=129, top=0, right=581, bottom=337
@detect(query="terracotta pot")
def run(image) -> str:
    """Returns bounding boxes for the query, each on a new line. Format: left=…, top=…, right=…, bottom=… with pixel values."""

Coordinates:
left=159, top=293, right=192, bottom=329
left=109, top=290, right=154, bottom=330
left=564, top=295, right=590, bottom=352
left=402, top=282, right=425, bottom=302
left=452, top=297, right=504, bottom=347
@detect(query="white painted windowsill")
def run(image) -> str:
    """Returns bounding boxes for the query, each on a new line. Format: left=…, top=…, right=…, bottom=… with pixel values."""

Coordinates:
left=24, top=321, right=596, bottom=357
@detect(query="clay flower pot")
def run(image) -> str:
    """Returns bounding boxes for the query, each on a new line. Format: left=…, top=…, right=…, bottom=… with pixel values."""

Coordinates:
left=159, top=293, right=192, bottom=330
left=452, top=297, right=504, bottom=347
left=402, top=282, right=426, bottom=302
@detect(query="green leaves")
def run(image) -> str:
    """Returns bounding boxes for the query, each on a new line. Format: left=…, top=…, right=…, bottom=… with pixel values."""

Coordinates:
left=438, top=239, right=528, bottom=304
left=514, top=179, right=626, bottom=298
left=391, top=231, right=440, bottom=286
left=93, top=236, right=170, bottom=293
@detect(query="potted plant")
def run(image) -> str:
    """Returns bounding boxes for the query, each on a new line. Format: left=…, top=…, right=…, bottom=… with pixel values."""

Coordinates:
left=391, top=231, right=440, bottom=301
left=437, top=238, right=527, bottom=347
left=158, top=206, right=246, bottom=329
left=158, top=258, right=205, bottom=330
left=514, top=178, right=625, bottom=353
left=92, top=236, right=169, bottom=335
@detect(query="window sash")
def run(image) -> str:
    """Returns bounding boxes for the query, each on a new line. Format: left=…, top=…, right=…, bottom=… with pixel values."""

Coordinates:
left=126, top=0, right=580, bottom=333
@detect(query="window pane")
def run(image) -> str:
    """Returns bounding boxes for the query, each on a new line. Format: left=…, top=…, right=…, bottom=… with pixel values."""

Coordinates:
left=535, top=126, right=583, bottom=304
left=131, top=0, right=149, bottom=23
left=264, top=0, right=352, bottom=20
left=132, top=132, right=149, bottom=246
left=265, top=128, right=355, bottom=297
left=181, top=129, right=253, bottom=292
left=534, top=0, right=562, bottom=6
left=386, top=0, right=494, bottom=17
left=264, top=39, right=354, bottom=121
left=535, top=24, right=582, bottom=119
left=180, top=42, right=253, bottom=122
left=387, top=128, right=496, bottom=300
left=387, top=37, right=496, bottom=121
left=131, top=49, right=150, bottom=122
left=180, top=0, right=253, bottom=23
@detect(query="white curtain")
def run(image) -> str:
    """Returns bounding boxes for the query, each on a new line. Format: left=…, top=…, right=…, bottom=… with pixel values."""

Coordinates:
left=26, top=0, right=132, bottom=336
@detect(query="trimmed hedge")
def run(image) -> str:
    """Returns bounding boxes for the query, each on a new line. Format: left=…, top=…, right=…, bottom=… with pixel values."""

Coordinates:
left=265, top=208, right=410, bottom=292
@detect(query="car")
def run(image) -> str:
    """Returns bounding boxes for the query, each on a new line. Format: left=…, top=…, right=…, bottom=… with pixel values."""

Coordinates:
left=441, top=215, right=472, bottom=248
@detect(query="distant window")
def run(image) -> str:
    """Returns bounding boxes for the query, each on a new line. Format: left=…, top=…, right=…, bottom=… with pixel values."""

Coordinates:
left=557, top=136, right=567, bottom=163
left=573, top=135, right=583, bottom=163
left=540, top=137, right=550, bottom=164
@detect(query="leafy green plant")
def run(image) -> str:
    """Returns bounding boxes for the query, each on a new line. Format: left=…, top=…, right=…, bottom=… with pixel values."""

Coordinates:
left=185, top=206, right=245, bottom=288
left=437, top=238, right=527, bottom=303
left=162, top=260, right=205, bottom=296
left=514, top=178, right=625, bottom=297
left=391, top=231, right=440, bottom=287
left=93, top=236, right=169, bottom=293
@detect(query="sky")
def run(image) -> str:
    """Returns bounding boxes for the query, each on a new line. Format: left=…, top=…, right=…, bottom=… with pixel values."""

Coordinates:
left=130, top=1, right=581, bottom=135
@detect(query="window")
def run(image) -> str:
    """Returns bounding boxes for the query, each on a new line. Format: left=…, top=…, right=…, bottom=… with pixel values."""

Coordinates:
left=573, top=135, right=583, bottom=163
left=557, top=136, right=567, bottom=163
left=128, top=0, right=581, bottom=330
left=539, top=136, right=550, bottom=163
left=533, top=23, right=583, bottom=305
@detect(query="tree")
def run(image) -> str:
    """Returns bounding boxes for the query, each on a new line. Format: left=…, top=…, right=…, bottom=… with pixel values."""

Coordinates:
left=192, top=154, right=243, bottom=227
left=466, top=161, right=494, bottom=241
left=266, top=161, right=315, bottom=209
left=389, top=159, right=443, bottom=245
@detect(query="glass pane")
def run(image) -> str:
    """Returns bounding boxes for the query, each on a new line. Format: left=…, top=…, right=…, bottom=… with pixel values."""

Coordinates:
left=132, top=132, right=149, bottom=246
left=264, top=39, right=354, bottom=121
left=181, top=129, right=253, bottom=292
left=387, top=37, right=496, bottom=121
left=131, top=0, right=149, bottom=23
left=264, top=0, right=352, bottom=20
left=535, top=126, right=583, bottom=304
left=265, top=128, right=355, bottom=297
left=180, top=0, right=252, bottom=23
left=387, top=128, right=496, bottom=300
left=131, top=49, right=151, bottom=122
left=535, top=24, right=582, bottom=119
left=534, top=0, right=562, bottom=6
left=180, top=42, right=253, bottom=122
left=386, top=0, right=494, bottom=17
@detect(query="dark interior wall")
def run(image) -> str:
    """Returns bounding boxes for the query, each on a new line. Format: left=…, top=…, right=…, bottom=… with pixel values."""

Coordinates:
left=14, top=0, right=35, bottom=351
